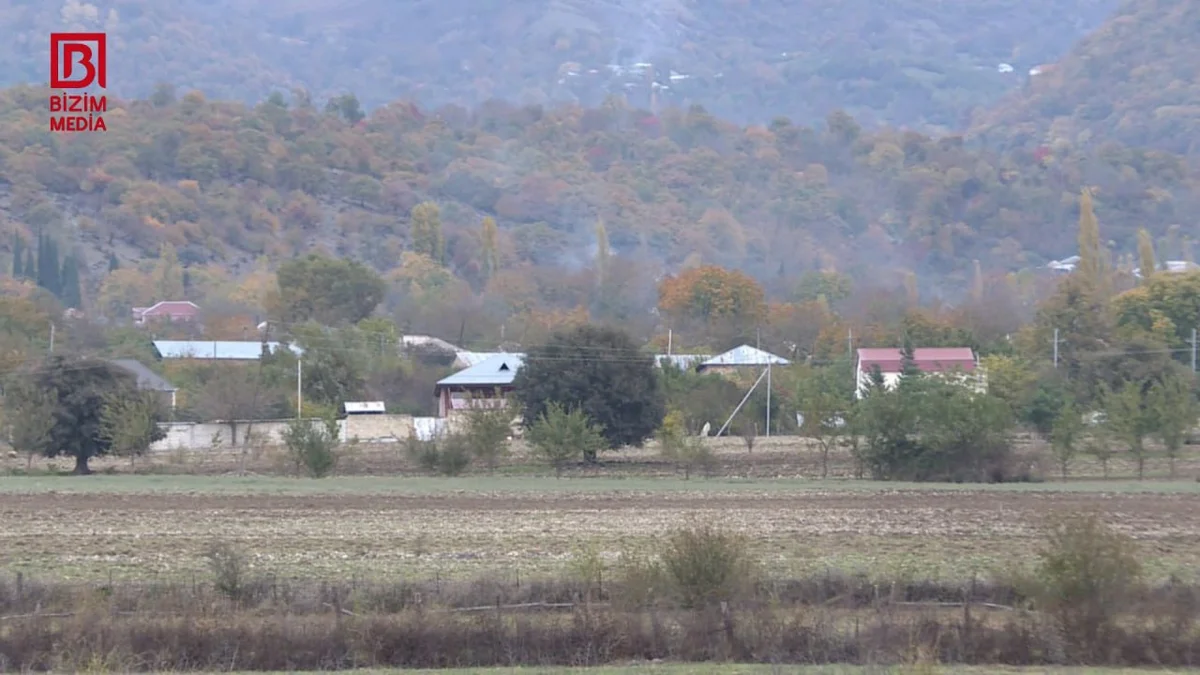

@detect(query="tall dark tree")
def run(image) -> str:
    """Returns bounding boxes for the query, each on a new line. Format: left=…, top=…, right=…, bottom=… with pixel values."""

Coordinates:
left=9, top=356, right=166, bottom=474
left=60, top=254, right=82, bottom=309
left=513, top=325, right=665, bottom=456
left=107, top=253, right=120, bottom=272
left=276, top=253, right=385, bottom=326
left=22, top=248, right=35, bottom=279
left=36, top=234, right=61, bottom=296
left=11, top=234, right=24, bottom=278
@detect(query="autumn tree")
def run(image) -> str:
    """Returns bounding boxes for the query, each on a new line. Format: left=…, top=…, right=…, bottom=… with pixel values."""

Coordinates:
left=1049, top=398, right=1084, bottom=479
left=276, top=254, right=385, bottom=326
left=3, top=382, right=57, bottom=470
left=658, top=265, right=767, bottom=345
left=1136, top=228, right=1156, bottom=281
left=410, top=201, right=444, bottom=262
left=190, top=366, right=286, bottom=448
left=514, top=325, right=665, bottom=455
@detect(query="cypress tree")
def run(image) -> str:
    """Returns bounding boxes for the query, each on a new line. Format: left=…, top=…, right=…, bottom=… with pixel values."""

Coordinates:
left=39, top=237, right=61, bottom=296
left=23, top=249, right=35, bottom=279
left=60, top=254, right=82, bottom=309
left=108, top=252, right=120, bottom=272
left=11, top=235, right=23, bottom=277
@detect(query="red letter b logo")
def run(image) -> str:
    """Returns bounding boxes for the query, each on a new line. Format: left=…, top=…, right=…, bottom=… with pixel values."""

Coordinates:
left=50, top=33, right=106, bottom=89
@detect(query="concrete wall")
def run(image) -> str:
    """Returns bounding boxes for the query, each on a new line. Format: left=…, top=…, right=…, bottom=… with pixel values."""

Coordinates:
left=152, top=414, right=422, bottom=451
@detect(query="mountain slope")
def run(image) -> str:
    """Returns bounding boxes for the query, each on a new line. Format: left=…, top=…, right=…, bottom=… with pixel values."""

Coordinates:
left=2, top=86, right=1197, bottom=317
left=969, top=0, right=1200, bottom=155
left=6, top=0, right=1118, bottom=131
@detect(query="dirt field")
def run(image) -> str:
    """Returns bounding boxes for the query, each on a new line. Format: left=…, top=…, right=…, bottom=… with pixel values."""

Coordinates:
left=2, top=474, right=1198, bottom=584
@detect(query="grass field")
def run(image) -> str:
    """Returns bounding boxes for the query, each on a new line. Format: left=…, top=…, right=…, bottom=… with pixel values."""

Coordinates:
left=3, top=472, right=1199, bottom=584
left=216, top=662, right=1200, bottom=667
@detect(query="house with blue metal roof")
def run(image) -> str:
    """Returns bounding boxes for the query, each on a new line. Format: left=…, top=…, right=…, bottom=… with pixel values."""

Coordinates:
left=434, top=353, right=525, bottom=418
left=152, top=340, right=304, bottom=361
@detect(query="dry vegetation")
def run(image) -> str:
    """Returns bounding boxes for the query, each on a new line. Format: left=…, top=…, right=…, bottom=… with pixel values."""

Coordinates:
left=3, top=441, right=1200, bottom=671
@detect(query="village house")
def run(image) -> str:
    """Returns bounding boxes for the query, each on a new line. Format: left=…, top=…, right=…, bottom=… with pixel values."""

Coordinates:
left=434, top=353, right=525, bottom=418
left=132, top=301, right=201, bottom=325
left=854, top=347, right=985, bottom=399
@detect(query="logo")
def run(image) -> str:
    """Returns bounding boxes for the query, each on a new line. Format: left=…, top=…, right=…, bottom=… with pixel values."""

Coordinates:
left=49, top=32, right=107, bottom=132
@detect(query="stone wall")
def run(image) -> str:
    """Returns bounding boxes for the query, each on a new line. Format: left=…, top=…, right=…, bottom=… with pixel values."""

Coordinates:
left=151, top=414, right=422, bottom=451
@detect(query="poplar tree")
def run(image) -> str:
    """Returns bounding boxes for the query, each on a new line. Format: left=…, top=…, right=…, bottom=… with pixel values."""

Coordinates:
left=480, top=216, right=499, bottom=281
left=1136, top=228, right=1156, bottom=281
left=60, top=254, right=82, bottom=309
left=595, top=218, right=611, bottom=287
left=410, top=201, right=444, bottom=263
left=1076, top=188, right=1103, bottom=287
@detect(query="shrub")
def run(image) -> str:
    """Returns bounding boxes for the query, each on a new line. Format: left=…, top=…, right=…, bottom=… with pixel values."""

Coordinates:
left=403, top=434, right=441, bottom=473
left=1030, top=513, right=1142, bottom=656
left=525, top=403, right=606, bottom=477
left=436, top=433, right=473, bottom=476
left=461, top=399, right=513, bottom=473
left=203, top=541, right=248, bottom=602
left=660, top=525, right=757, bottom=609
left=282, top=417, right=340, bottom=478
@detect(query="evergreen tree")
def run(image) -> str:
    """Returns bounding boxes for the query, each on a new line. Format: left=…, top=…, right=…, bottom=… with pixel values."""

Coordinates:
left=11, top=234, right=23, bottom=278
left=900, top=334, right=921, bottom=379
left=60, top=254, right=82, bottom=309
left=22, top=249, right=35, bottom=279
left=37, top=236, right=61, bottom=297
left=108, top=253, right=120, bottom=272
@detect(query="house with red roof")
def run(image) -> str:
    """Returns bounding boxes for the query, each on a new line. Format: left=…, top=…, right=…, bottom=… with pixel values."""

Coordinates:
left=854, top=347, right=985, bottom=399
left=132, top=301, right=200, bottom=325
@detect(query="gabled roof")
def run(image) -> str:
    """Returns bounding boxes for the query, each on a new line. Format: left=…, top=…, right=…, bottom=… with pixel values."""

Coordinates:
left=109, top=359, right=177, bottom=392
left=138, top=301, right=200, bottom=317
left=436, top=353, right=525, bottom=388
left=153, top=340, right=304, bottom=360
left=856, top=347, right=977, bottom=374
left=700, top=345, right=790, bottom=368
left=455, top=351, right=507, bottom=368
left=655, top=354, right=712, bottom=369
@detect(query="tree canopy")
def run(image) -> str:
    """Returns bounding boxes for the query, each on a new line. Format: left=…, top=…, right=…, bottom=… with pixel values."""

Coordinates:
left=513, top=325, right=665, bottom=453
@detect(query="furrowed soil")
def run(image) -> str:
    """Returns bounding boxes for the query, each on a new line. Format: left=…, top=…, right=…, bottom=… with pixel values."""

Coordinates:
left=3, top=480, right=1198, bottom=584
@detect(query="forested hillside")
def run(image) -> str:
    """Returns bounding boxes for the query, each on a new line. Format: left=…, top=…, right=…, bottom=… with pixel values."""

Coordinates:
left=970, top=0, right=1200, bottom=156
left=4, top=0, right=1119, bottom=131
left=2, top=83, right=1198, bottom=339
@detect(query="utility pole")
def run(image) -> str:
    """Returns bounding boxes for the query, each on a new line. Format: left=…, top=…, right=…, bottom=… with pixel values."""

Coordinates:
left=48, top=323, right=54, bottom=354
left=1053, top=328, right=1060, bottom=369
left=765, top=362, right=772, bottom=438
left=296, top=358, right=303, bottom=419
left=667, top=329, right=672, bottom=356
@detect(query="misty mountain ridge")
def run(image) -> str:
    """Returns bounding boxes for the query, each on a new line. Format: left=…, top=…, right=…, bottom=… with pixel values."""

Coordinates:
left=6, top=0, right=1119, bottom=132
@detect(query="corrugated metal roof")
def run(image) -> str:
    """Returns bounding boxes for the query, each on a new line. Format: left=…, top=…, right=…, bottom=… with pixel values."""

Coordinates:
left=700, top=345, right=790, bottom=367
left=437, top=353, right=525, bottom=387
left=455, top=351, right=505, bottom=367
left=109, top=359, right=177, bottom=391
left=153, top=340, right=304, bottom=360
left=655, top=354, right=712, bottom=369
left=856, top=347, right=977, bottom=373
